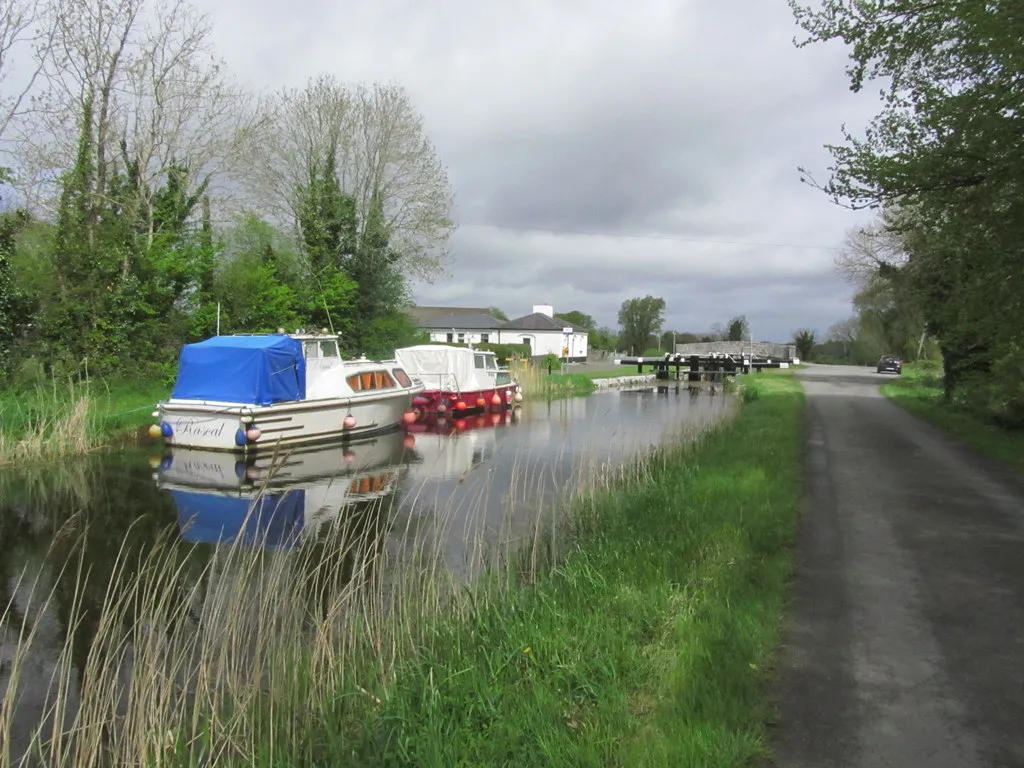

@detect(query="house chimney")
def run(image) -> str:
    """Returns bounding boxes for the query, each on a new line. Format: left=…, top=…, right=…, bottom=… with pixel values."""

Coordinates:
left=533, top=303, right=554, bottom=318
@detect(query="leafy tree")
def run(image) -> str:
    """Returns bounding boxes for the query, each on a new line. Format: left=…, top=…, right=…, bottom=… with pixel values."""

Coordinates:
left=727, top=315, right=749, bottom=342
left=0, top=209, right=29, bottom=377
left=341, top=191, right=409, bottom=356
left=213, top=215, right=308, bottom=335
left=790, top=0, right=1024, bottom=421
left=488, top=306, right=509, bottom=322
left=618, top=296, right=665, bottom=356
left=590, top=326, right=618, bottom=351
left=793, top=329, right=816, bottom=361
left=558, top=310, right=596, bottom=331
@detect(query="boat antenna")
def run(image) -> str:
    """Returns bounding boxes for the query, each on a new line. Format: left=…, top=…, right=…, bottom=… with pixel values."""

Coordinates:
left=321, top=293, right=336, bottom=335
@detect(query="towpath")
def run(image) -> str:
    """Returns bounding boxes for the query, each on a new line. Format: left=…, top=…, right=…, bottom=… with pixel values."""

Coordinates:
left=771, top=364, right=1024, bottom=768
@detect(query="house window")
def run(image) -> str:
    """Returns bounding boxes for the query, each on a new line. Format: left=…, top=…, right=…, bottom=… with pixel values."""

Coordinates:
left=481, top=333, right=490, bottom=343
left=446, top=332, right=454, bottom=343
left=457, top=333, right=465, bottom=343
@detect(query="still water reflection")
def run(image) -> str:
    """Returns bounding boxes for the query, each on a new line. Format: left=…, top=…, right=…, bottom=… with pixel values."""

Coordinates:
left=1, top=386, right=732, bottom=762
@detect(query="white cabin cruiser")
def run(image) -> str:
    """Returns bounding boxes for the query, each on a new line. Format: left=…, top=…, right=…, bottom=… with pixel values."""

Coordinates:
left=394, top=344, right=523, bottom=416
left=152, top=332, right=423, bottom=453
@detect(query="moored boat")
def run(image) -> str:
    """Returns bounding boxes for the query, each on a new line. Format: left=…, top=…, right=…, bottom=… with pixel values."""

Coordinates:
left=394, top=344, right=523, bottom=417
left=152, top=332, right=423, bottom=453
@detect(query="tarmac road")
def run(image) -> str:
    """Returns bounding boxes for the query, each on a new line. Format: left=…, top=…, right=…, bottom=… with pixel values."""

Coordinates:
left=771, top=364, right=1024, bottom=768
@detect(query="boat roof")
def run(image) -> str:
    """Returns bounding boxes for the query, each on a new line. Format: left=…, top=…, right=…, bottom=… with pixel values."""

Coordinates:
left=231, top=330, right=340, bottom=342
left=399, top=344, right=496, bottom=355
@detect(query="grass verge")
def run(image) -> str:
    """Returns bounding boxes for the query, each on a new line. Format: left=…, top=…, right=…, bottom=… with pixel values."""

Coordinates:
left=0, top=378, right=167, bottom=465
left=881, top=363, right=1024, bottom=474
left=345, top=371, right=805, bottom=765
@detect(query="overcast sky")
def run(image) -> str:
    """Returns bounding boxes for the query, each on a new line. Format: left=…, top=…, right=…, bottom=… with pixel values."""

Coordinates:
left=204, top=0, right=877, bottom=340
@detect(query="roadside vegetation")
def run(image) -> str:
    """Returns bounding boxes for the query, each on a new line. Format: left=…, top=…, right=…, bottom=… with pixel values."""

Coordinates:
left=792, top=0, right=1024, bottom=430
left=882, top=362, right=1024, bottom=475
left=1, top=372, right=804, bottom=766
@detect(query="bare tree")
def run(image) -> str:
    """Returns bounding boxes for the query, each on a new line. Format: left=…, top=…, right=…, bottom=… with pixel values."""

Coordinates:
left=827, top=316, right=859, bottom=359
left=117, top=0, right=252, bottom=241
left=239, top=75, right=455, bottom=281
left=0, top=0, right=56, bottom=150
left=827, top=317, right=858, bottom=344
left=13, top=0, right=248, bottom=219
left=834, top=210, right=909, bottom=287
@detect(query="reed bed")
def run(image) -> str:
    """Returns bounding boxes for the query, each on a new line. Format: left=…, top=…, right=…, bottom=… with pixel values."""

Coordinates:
left=0, top=379, right=166, bottom=467
left=509, top=359, right=596, bottom=400
left=0, top=404, right=727, bottom=767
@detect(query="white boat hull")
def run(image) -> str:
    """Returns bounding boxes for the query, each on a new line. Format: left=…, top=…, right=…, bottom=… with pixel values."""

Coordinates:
left=158, top=388, right=420, bottom=453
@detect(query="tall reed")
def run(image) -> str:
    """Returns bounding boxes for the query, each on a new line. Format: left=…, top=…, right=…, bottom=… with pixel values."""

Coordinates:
left=0, top=377, right=167, bottom=466
left=508, top=359, right=594, bottom=399
left=0, top=384, right=97, bottom=466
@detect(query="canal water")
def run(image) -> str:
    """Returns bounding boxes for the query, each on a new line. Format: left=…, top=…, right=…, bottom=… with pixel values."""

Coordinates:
left=0, top=385, right=734, bottom=762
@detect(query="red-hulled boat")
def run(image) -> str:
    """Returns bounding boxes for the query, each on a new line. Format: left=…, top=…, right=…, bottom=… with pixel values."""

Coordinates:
left=394, top=345, right=524, bottom=417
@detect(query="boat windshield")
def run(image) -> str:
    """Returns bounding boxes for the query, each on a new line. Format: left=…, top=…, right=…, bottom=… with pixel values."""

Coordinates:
left=474, top=353, right=499, bottom=371
left=302, top=339, right=340, bottom=359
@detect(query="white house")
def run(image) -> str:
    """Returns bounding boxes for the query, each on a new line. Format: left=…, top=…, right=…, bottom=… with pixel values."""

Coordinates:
left=410, top=307, right=506, bottom=345
left=497, top=304, right=589, bottom=361
left=408, top=304, right=589, bottom=362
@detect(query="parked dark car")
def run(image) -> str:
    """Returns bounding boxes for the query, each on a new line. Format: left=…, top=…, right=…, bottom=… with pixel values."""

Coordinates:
left=876, top=355, right=902, bottom=375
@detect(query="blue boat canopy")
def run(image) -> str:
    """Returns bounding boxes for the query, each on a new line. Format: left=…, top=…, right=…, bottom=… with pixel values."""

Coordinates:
left=170, top=335, right=306, bottom=405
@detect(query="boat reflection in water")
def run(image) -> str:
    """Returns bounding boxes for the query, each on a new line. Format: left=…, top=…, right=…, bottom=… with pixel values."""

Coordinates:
left=153, top=408, right=522, bottom=551
left=403, top=407, right=520, bottom=481
left=154, top=429, right=412, bottom=550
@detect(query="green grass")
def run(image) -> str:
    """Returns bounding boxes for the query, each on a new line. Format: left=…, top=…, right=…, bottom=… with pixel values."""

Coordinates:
left=881, top=363, right=1024, bottom=474
left=0, top=378, right=168, bottom=464
left=542, top=372, right=597, bottom=396
left=328, top=372, right=805, bottom=766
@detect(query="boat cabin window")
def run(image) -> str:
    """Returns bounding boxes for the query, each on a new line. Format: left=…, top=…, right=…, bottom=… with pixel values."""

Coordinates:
left=392, top=368, right=413, bottom=387
left=486, top=356, right=498, bottom=370
left=474, top=354, right=486, bottom=369
left=347, top=370, right=396, bottom=391
left=302, top=339, right=340, bottom=359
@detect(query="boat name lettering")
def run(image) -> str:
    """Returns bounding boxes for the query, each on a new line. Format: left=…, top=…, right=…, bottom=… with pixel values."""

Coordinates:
left=174, top=418, right=225, bottom=438
left=179, top=461, right=225, bottom=478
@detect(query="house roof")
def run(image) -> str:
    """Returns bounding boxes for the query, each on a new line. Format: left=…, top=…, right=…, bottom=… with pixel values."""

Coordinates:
left=407, top=305, right=492, bottom=325
left=417, top=312, right=505, bottom=330
left=500, top=313, right=583, bottom=332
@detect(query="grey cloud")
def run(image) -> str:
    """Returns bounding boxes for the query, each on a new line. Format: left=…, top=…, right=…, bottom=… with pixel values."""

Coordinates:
left=194, top=0, right=881, bottom=341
